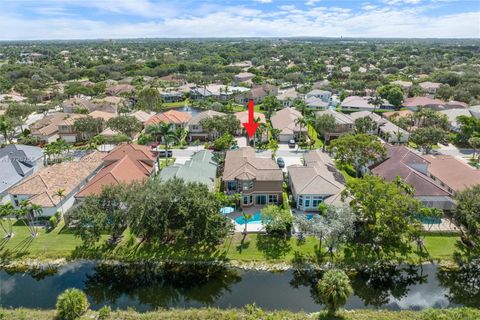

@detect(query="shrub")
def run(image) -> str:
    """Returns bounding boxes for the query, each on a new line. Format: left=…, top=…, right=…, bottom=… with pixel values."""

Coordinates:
left=49, top=215, right=58, bottom=229
left=56, top=288, right=89, bottom=320
left=97, top=305, right=111, bottom=320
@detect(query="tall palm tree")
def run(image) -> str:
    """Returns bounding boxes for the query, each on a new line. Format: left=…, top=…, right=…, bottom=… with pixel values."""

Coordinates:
left=17, top=200, right=41, bottom=238
left=54, top=189, right=66, bottom=216
left=0, top=202, right=15, bottom=238
left=294, top=116, right=308, bottom=142
left=0, top=115, right=13, bottom=144
left=146, top=122, right=179, bottom=168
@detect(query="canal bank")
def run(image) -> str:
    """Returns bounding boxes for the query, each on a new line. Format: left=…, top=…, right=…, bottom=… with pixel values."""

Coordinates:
left=1, top=261, right=478, bottom=312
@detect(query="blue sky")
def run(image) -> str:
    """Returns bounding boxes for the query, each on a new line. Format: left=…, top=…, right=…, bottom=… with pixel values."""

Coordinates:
left=0, top=0, right=478, bottom=40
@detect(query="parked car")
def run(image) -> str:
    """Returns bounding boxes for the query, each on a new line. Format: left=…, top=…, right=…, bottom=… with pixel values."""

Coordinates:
left=276, top=157, right=285, bottom=168
left=288, top=139, right=296, bottom=148
left=158, top=150, right=173, bottom=158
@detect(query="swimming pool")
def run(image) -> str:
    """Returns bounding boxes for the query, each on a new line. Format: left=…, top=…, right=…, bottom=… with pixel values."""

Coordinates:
left=419, top=216, right=442, bottom=224
left=305, top=213, right=315, bottom=220
left=235, top=212, right=262, bottom=224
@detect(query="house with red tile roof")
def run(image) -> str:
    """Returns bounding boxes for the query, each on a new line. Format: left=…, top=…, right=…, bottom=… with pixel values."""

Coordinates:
left=370, top=145, right=456, bottom=211
left=8, top=152, right=105, bottom=216
left=75, top=144, right=157, bottom=199
left=145, top=109, right=192, bottom=129
left=423, top=155, right=480, bottom=194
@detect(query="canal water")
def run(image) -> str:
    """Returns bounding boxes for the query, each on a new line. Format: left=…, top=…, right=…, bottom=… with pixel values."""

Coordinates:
left=0, top=262, right=478, bottom=312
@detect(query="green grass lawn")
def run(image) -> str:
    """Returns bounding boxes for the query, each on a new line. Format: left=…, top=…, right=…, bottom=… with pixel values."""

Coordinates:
left=163, top=100, right=189, bottom=108
left=422, top=233, right=458, bottom=260
left=0, top=221, right=460, bottom=263
left=307, top=124, right=323, bottom=149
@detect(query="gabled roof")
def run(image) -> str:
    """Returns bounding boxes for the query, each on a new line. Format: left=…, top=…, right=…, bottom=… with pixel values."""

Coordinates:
left=402, top=97, right=445, bottom=108
left=76, top=153, right=153, bottom=198
left=270, top=107, right=307, bottom=135
left=287, top=150, right=345, bottom=202
left=223, top=147, right=282, bottom=181
left=305, top=96, right=329, bottom=108
left=131, top=110, right=156, bottom=123
left=159, top=150, right=217, bottom=191
left=341, top=96, right=392, bottom=110
left=423, top=155, right=480, bottom=192
left=102, top=143, right=156, bottom=167
left=371, top=145, right=450, bottom=197
left=0, top=145, right=43, bottom=195
left=145, top=109, right=192, bottom=126
left=9, top=152, right=104, bottom=207
left=188, top=110, right=226, bottom=126
left=316, top=109, right=354, bottom=125
left=234, top=111, right=266, bottom=124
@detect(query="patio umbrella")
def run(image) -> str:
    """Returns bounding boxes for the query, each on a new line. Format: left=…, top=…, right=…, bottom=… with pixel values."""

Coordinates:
left=220, top=207, right=234, bottom=215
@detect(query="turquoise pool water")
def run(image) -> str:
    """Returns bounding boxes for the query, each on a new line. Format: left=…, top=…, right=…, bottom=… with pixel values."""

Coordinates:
left=416, top=215, right=442, bottom=224
left=235, top=212, right=262, bottom=224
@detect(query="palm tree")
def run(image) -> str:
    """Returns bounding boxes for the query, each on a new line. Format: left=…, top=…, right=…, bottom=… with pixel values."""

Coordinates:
left=17, top=200, right=42, bottom=238
left=54, top=189, right=66, bottom=216
left=0, top=115, right=13, bottom=144
left=468, top=137, right=480, bottom=163
left=368, top=94, right=383, bottom=114
left=146, top=122, right=179, bottom=167
left=317, top=269, right=352, bottom=317
left=242, top=212, right=252, bottom=235
left=294, top=116, right=308, bottom=143
left=0, top=202, right=15, bottom=238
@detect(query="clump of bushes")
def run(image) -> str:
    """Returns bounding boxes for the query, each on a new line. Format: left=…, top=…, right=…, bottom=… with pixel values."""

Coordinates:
left=97, top=305, right=111, bottom=320
left=55, top=288, right=89, bottom=320
left=49, top=211, right=62, bottom=229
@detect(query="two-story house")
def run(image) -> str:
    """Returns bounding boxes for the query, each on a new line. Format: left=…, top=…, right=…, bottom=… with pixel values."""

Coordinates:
left=223, top=147, right=283, bottom=208
left=188, top=110, right=226, bottom=141
left=315, top=110, right=354, bottom=142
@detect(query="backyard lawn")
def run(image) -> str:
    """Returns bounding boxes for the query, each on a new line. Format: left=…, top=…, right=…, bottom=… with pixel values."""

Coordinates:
left=307, top=124, right=323, bottom=149
left=0, top=221, right=460, bottom=263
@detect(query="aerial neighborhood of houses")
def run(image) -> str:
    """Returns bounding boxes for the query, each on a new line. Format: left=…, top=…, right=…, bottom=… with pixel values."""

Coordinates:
left=1, top=48, right=480, bottom=226
left=1, top=42, right=480, bottom=312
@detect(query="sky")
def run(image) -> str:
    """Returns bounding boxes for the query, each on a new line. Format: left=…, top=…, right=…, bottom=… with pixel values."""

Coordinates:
left=0, top=0, right=479, bottom=40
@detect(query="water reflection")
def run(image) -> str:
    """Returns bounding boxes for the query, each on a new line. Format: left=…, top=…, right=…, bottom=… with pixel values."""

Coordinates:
left=0, top=262, right=476, bottom=311
left=437, top=261, right=480, bottom=308
left=84, top=262, right=241, bottom=308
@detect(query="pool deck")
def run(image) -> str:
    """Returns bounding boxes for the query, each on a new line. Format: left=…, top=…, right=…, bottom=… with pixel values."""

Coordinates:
left=227, top=207, right=266, bottom=233
left=422, top=218, right=460, bottom=233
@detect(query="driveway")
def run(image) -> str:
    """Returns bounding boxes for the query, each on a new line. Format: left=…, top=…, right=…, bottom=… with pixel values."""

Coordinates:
left=276, top=143, right=306, bottom=172
left=171, top=147, right=204, bottom=165
left=436, top=143, right=473, bottom=163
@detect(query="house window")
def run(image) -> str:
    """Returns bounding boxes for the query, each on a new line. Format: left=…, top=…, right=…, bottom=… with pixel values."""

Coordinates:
left=243, top=195, right=252, bottom=205
left=227, top=181, right=237, bottom=191
left=191, top=125, right=199, bottom=130
left=312, top=196, right=323, bottom=208
left=268, top=194, right=278, bottom=204
left=255, top=195, right=267, bottom=205
left=305, top=196, right=311, bottom=208
left=242, top=181, right=253, bottom=190
left=13, top=195, right=19, bottom=207
left=298, top=195, right=303, bottom=206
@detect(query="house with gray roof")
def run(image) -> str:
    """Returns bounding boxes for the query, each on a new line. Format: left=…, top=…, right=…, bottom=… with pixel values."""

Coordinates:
left=188, top=110, right=226, bottom=141
left=305, top=96, right=329, bottom=110
left=0, top=144, right=43, bottom=202
left=439, top=108, right=473, bottom=131
left=287, top=150, right=345, bottom=211
left=315, top=110, right=354, bottom=141
left=306, top=89, right=331, bottom=103
left=160, top=150, right=217, bottom=191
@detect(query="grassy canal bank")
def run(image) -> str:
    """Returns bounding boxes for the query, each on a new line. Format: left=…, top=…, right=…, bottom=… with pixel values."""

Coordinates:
left=0, top=221, right=459, bottom=265
left=0, top=307, right=479, bottom=320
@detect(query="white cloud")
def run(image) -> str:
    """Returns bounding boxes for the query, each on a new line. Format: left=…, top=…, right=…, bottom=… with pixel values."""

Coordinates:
left=305, top=0, right=321, bottom=6
left=253, top=0, right=273, bottom=3
left=0, top=2, right=478, bottom=40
